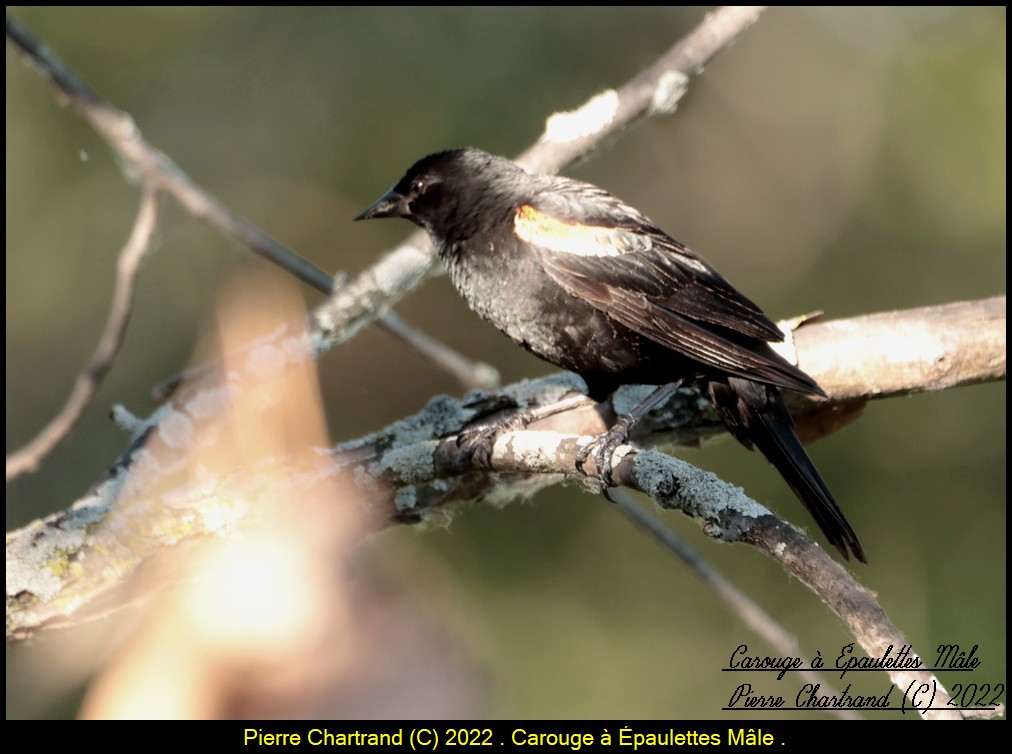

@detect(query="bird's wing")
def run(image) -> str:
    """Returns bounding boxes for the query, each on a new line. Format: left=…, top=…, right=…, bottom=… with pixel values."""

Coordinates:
left=518, top=180, right=820, bottom=394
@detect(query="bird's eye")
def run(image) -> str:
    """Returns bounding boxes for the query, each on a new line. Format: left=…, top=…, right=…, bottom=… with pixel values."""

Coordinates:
left=410, top=179, right=425, bottom=195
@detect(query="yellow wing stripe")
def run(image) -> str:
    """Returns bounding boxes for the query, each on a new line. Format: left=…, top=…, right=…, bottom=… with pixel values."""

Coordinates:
left=514, top=205, right=622, bottom=257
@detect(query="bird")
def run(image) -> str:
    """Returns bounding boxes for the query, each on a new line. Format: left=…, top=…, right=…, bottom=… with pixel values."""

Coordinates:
left=356, top=148, right=865, bottom=562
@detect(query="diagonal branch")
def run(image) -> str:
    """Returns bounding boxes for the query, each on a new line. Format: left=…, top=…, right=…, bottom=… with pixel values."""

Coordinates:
left=5, top=13, right=331, bottom=294
left=312, top=6, right=768, bottom=351
left=6, top=8, right=1002, bottom=719
left=4, top=12, right=495, bottom=414
left=7, top=297, right=1005, bottom=717
left=607, top=487, right=860, bottom=720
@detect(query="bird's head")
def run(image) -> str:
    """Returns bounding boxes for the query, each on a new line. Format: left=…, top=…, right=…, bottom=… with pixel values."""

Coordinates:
left=355, top=148, right=527, bottom=238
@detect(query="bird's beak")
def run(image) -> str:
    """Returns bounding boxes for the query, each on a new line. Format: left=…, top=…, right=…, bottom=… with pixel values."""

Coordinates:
left=354, top=189, right=411, bottom=221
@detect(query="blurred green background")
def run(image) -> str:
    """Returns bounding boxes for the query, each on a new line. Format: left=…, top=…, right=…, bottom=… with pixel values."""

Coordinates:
left=6, top=7, right=1005, bottom=719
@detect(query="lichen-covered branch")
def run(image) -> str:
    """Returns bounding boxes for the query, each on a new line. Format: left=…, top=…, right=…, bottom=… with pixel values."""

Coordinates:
left=7, top=299, right=1005, bottom=670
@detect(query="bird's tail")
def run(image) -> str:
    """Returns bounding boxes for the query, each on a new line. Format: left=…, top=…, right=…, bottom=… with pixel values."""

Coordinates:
left=704, top=376, right=865, bottom=562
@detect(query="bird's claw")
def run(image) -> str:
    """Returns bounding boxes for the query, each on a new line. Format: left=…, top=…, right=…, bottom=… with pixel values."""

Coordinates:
left=455, top=412, right=531, bottom=468
left=455, top=425, right=497, bottom=468
left=576, top=414, right=636, bottom=490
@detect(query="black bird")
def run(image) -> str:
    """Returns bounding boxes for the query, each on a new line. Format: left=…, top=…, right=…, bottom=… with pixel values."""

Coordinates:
left=356, top=148, right=864, bottom=562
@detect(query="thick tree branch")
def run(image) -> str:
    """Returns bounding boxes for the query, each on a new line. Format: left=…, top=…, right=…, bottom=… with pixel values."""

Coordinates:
left=795, top=297, right=1005, bottom=399
left=7, top=296, right=1006, bottom=720
left=6, top=9, right=1002, bottom=720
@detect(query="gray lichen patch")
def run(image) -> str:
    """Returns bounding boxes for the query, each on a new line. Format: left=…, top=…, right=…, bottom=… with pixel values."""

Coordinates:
left=633, top=449, right=769, bottom=522
left=381, top=395, right=475, bottom=445
left=371, top=440, right=439, bottom=485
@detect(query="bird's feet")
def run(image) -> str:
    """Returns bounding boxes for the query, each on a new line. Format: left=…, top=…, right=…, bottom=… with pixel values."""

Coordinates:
left=576, top=382, right=683, bottom=489
left=455, top=411, right=532, bottom=467
left=575, top=412, right=637, bottom=489
left=454, top=390, right=600, bottom=468
left=454, top=392, right=526, bottom=467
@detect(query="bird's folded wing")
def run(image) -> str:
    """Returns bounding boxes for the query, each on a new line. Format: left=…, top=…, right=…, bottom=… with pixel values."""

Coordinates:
left=531, top=234, right=819, bottom=394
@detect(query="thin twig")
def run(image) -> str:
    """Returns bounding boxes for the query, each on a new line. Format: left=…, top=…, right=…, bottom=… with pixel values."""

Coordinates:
left=5, top=13, right=331, bottom=293
left=6, top=297, right=1005, bottom=719
left=608, top=487, right=859, bottom=720
left=6, top=187, right=161, bottom=482
left=464, top=434, right=967, bottom=718
left=376, top=310, right=500, bottom=391
left=313, top=6, right=768, bottom=351
left=518, top=6, right=768, bottom=171
left=4, top=12, right=493, bottom=398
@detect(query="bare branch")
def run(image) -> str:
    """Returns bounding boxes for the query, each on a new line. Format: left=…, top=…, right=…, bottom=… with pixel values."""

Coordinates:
left=313, top=7, right=769, bottom=352
left=517, top=6, right=768, bottom=171
left=4, top=12, right=493, bottom=398
left=795, top=297, right=1006, bottom=399
left=7, top=297, right=1005, bottom=716
left=377, top=310, right=501, bottom=391
left=742, top=514, right=968, bottom=720
left=485, top=434, right=966, bottom=717
left=5, top=187, right=160, bottom=482
left=6, top=8, right=1001, bottom=720
left=608, top=487, right=860, bottom=720
left=5, top=13, right=330, bottom=293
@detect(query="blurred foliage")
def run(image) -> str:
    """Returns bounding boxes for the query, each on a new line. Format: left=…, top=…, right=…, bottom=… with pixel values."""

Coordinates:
left=6, top=7, right=1005, bottom=719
